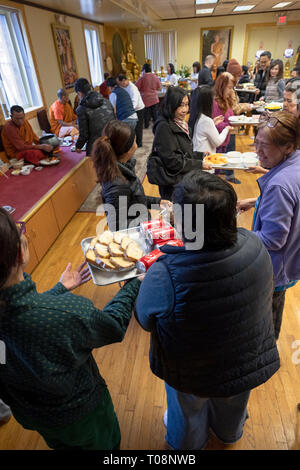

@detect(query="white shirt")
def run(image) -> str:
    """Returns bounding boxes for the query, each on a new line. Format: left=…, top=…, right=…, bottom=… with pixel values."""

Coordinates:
left=190, top=72, right=198, bottom=91
left=123, top=81, right=145, bottom=111
left=166, top=73, right=178, bottom=86
left=192, top=113, right=229, bottom=154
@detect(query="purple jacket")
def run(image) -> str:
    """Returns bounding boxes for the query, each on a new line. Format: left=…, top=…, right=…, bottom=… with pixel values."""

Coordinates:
left=253, top=149, right=300, bottom=287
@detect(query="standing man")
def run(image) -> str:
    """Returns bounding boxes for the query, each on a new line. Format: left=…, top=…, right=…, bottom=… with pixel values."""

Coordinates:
left=254, top=51, right=272, bottom=100
left=107, top=77, right=138, bottom=130
left=74, top=77, right=115, bottom=156
left=49, top=89, right=78, bottom=138
left=136, top=170, right=280, bottom=450
left=198, top=55, right=216, bottom=86
left=136, top=63, right=161, bottom=129
left=1, top=106, right=53, bottom=164
left=117, top=74, right=145, bottom=147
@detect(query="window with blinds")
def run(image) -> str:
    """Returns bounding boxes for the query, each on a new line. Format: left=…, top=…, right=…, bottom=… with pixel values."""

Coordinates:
left=0, top=7, right=42, bottom=119
left=144, top=31, right=177, bottom=72
left=84, top=25, right=104, bottom=88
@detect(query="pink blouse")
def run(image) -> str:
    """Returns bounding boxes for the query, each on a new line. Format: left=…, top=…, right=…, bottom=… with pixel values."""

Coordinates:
left=212, top=100, right=234, bottom=150
left=135, top=73, right=161, bottom=108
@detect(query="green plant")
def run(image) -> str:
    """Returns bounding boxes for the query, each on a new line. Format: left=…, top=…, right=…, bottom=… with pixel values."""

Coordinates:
left=176, top=65, right=191, bottom=78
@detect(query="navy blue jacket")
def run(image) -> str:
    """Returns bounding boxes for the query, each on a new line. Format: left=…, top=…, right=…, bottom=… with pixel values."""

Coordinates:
left=136, top=228, right=280, bottom=397
left=112, top=86, right=135, bottom=120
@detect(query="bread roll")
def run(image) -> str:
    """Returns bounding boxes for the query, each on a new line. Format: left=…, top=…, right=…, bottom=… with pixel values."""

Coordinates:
left=121, top=236, right=132, bottom=251
left=86, top=249, right=97, bottom=266
left=95, top=243, right=110, bottom=259
left=100, top=258, right=116, bottom=270
left=110, top=257, right=135, bottom=269
left=108, top=242, right=124, bottom=257
left=125, top=242, right=143, bottom=262
left=98, top=230, right=113, bottom=245
left=113, top=231, right=125, bottom=244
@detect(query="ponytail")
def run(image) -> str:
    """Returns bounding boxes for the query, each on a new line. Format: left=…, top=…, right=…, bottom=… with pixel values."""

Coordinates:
left=91, top=120, right=135, bottom=184
left=91, top=135, right=122, bottom=184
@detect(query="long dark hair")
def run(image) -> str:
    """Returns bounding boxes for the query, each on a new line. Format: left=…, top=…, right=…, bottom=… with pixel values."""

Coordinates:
left=0, top=208, right=22, bottom=313
left=91, top=121, right=135, bottom=184
left=167, top=63, right=175, bottom=75
left=188, top=85, right=213, bottom=137
left=267, top=59, right=283, bottom=83
left=162, top=86, right=188, bottom=121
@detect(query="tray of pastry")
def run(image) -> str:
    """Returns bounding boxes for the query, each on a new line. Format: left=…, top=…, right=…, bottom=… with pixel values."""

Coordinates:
left=81, top=227, right=151, bottom=286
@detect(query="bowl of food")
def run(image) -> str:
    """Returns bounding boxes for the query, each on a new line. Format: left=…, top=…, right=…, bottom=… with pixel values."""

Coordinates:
left=12, top=159, right=24, bottom=170
left=38, top=133, right=60, bottom=150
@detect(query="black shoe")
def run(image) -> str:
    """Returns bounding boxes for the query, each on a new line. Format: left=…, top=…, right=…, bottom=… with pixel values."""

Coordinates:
left=226, top=177, right=241, bottom=184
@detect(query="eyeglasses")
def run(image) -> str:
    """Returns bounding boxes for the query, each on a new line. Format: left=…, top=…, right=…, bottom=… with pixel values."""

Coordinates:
left=16, top=221, right=26, bottom=236
left=258, top=113, right=295, bottom=133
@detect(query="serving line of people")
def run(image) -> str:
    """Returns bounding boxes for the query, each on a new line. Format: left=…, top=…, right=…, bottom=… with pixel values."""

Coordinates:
left=1, top=98, right=300, bottom=449
left=1, top=56, right=300, bottom=449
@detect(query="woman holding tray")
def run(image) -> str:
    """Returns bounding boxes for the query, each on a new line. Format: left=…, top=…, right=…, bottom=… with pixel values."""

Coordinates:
left=0, top=207, right=142, bottom=449
left=92, top=120, right=170, bottom=231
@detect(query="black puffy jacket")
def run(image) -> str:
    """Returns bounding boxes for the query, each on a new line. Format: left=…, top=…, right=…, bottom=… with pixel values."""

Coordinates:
left=152, top=116, right=204, bottom=200
left=76, top=91, right=115, bottom=155
left=147, top=229, right=280, bottom=397
left=101, top=158, right=161, bottom=231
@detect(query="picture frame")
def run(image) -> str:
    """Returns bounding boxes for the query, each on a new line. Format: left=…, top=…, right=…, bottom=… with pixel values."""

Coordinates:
left=200, top=26, right=234, bottom=69
left=51, top=23, right=78, bottom=90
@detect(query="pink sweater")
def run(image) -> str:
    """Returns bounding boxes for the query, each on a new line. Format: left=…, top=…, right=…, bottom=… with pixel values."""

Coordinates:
left=135, top=73, right=161, bottom=107
left=212, top=100, right=234, bottom=150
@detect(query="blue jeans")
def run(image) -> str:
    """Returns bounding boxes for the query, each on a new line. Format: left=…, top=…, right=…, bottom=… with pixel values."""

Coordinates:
left=165, top=383, right=250, bottom=450
left=122, top=118, right=138, bottom=130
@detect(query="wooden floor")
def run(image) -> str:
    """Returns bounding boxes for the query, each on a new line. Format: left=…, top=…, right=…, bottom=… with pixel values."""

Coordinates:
left=1, top=132, right=300, bottom=450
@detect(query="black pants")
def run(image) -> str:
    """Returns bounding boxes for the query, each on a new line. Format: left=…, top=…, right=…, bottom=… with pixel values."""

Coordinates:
left=135, top=109, right=144, bottom=147
left=272, top=290, right=286, bottom=340
left=144, top=104, right=158, bottom=128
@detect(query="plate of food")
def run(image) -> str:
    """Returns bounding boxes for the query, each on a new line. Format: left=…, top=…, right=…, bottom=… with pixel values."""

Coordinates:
left=40, top=156, right=60, bottom=166
left=204, top=153, right=228, bottom=167
left=81, top=227, right=150, bottom=286
left=264, top=102, right=282, bottom=111
left=85, top=230, right=144, bottom=273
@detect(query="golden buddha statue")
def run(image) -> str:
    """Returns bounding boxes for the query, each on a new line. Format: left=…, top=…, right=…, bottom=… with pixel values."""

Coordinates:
left=160, top=66, right=166, bottom=78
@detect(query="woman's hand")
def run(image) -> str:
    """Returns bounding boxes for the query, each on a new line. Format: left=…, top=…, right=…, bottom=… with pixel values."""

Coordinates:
left=213, top=115, right=224, bottom=126
left=59, top=261, right=91, bottom=291
left=245, top=166, right=269, bottom=174
left=202, top=161, right=212, bottom=170
left=160, top=200, right=172, bottom=208
left=236, top=198, right=257, bottom=213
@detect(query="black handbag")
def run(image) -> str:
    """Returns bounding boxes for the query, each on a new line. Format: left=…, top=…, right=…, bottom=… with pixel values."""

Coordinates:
left=147, top=147, right=186, bottom=187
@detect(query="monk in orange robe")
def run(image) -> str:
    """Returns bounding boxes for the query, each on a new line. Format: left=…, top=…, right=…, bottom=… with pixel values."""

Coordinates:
left=2, top=105, right=53, bottom=164
left=49, top=89, right=79, bottom=137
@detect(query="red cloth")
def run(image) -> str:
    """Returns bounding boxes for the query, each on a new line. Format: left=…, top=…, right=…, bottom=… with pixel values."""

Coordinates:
left=17, top=149, right=45, bottom=165
left=135, top=73, right=161, bottom=107
left=99, top=81, right=110, bottom=99
left=0, top=147, right=86, bottom=221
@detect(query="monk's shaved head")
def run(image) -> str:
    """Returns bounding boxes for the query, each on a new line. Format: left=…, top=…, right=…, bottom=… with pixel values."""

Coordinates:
left=57, top=88, right=68, bottom=99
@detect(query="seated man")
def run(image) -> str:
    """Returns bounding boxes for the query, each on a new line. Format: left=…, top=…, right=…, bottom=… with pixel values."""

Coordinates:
left=136, top=170, right=280, bottom=450
left=49, top=89, right=79, bottom=138
left=2, top=106, right=53, bottom=165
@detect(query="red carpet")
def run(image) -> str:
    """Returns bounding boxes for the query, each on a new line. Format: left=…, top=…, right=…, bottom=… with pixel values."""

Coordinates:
left=0, top=148, right=86, bottom=220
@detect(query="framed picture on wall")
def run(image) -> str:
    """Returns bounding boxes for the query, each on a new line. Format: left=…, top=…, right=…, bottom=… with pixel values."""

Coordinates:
left=51, top=23, right=78, bottom=90
left=200, top=26, right=234, bottom=69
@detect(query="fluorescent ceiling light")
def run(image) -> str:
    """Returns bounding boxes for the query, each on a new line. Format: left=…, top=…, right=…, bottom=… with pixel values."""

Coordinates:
left=196, top=8, right=214, bottom=14
left=233, top=5, right=255, bottom=11
left=196, top=0, right=217, bottom=4
left=272, top=2, right=291, bottom=7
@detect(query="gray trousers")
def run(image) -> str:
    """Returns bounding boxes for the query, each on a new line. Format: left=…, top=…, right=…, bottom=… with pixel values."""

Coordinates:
left=0, top=399, right=11, bottom=423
